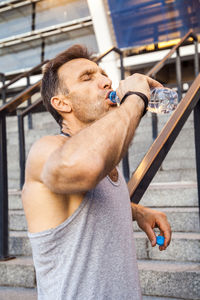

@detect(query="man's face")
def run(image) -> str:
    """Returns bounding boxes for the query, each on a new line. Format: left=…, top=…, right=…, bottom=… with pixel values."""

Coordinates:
left=58, top=58, right=113, bottom=124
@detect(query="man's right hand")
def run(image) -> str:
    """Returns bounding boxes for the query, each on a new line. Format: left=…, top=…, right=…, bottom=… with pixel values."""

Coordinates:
left=116, top=73, right=163, bottom=102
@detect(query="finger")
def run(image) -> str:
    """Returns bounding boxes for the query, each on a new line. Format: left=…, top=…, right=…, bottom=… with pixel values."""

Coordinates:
left=162, top=226, right=172, bottom=249
left=158, top=228, right=171, bottom=251
left=155, top=216, right=172, bottom=250
left=157, top=233, right=166, bottom=251
left=144, top=225, right=157, bottom=247
left=146, top=76, right=163, bottom=90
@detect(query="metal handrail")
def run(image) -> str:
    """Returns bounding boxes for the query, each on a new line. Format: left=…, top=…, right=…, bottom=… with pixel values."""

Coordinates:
left=0, top=60, right=48, bottom=91
left=128, top=74, right=200, bottom=205
left=146, top=29, right=198, bottom=77
left=0, top=80, right=41, bottom=114
left=128, top=29, right=200, bottom=208
left=94, top=46, right=122, bottom=62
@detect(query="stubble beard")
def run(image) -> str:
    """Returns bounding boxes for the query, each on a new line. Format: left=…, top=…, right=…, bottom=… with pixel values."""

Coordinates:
left=72, top=94, right=107, bottom=124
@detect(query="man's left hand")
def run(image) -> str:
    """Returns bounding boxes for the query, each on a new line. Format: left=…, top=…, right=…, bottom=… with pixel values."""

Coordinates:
left=131, top=203, right=172, bottom=251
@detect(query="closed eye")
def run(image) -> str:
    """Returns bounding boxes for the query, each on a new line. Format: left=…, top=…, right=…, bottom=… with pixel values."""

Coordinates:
left=79, top=68, right=108, bottom=81
left=81, top=73, right=92, bottom=81
left=100, top=69, right=108, bottom=77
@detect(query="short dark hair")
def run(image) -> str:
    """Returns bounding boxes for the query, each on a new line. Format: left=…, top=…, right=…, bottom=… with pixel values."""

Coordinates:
left=41, top=44, right=92, bottom=127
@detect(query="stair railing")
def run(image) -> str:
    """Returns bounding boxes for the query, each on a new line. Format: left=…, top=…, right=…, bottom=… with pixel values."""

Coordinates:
left=0, top=60, right=48, bottom=130
left=127, top=29, right=200, bottom=217
left=128, top=74, right=200, bottom=209
left=0, top=71, right=46, bottom=260
left=0, top=60, right=48, bottom=104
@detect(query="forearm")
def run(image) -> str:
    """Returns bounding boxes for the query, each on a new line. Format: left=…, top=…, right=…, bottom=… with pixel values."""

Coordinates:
left=131, top=202, right=145, bottom=221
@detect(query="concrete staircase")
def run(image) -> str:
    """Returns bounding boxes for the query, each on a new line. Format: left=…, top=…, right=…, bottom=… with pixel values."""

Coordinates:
left=1, top=110, right=199, bottom=299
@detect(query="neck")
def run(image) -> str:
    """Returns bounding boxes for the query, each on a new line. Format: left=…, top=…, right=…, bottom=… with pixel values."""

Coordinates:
left=61, top=117, right=90, bottom=137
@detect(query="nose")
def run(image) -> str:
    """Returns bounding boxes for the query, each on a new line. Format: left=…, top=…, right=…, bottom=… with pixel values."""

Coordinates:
left=98, top=74, right=112, bottom=89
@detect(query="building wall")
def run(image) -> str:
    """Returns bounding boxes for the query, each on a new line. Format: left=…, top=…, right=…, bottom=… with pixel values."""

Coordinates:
left=0, top=0, right=98, bottom=74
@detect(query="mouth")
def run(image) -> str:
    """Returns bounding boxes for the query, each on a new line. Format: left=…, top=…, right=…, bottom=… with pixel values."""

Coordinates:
left=105, top=90, right=113, bottom=100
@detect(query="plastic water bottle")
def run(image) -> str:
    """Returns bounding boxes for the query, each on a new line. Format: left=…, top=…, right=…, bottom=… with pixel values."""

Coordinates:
left=148, top=88, right=178, bottom=114
left=156, top=235, right=165, bottom=246
left=109, top=88, right=178, bottom=114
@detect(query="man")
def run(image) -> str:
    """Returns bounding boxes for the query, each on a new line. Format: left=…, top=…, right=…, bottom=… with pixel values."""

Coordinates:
left=22, top=44, right=171, bottom=300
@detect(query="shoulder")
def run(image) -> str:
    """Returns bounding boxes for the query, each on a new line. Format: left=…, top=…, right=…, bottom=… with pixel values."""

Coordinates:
left=25, top=135, right=68, bottom=182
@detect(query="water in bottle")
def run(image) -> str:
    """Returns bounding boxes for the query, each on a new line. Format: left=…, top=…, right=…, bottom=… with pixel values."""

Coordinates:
left=148, top=88, right=178, bottom=114
left=109, top=88, right=178, bottom=114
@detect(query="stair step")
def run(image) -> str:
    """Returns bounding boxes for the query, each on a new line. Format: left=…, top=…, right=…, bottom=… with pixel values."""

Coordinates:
left=9, top=211, right=27, bottom=231
left=9, top=181, right=198, bottom=210
left=9, top=190, right=22, bottom=210
left=9, top=232, right=32, bottom=256
left=152, top=168, right=197, bottom=183
left=131, top=126, right=195, bottom=147
left=143, top=297, right=183, bottom=300
left=8, top=179, right=20, bottom=190
left=9, top=206, right=199, bottom=233
left=129, top=153, right=196, bottom=173
left=0, top=289, right=186, bottom=300
left=7, top=128, right=59, bottom=147
left=0, top=287, right=36, bottom=300
left=129, top=111, right=194, bottom=129
left=0, top=257, right=199, bottom=299
left=8, top=229, right=200, bottom=261
left=140, top=182, right=198, bottom=207
left=6, top=113, right=57, bottom=133
left=138, top=260, right=200, bottom=299
left=135, top=232, right=200, bottom=262
left=133, top=207, right=199, bottom=232
left=0, top=257, right=35, bottom=288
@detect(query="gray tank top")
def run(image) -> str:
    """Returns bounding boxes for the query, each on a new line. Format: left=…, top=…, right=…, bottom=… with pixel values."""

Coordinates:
left=28, top=169, right=142, bottom=300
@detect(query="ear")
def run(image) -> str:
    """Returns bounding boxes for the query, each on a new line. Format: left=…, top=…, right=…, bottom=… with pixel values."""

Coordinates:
left=50, top=95, right=72, bottom=113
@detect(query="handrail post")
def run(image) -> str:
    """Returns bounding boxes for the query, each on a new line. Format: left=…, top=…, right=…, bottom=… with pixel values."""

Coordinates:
left=119, top=52, right=124, bottom=81
left=152, top=113, right=158, bottom=140
left=0, top=73, right=6, bottom=104
left=176, top=48, right=182, bottom=101
left=120, top=51, right=130, bottom=181
left=194, top=39, right=199, bottom=77
left=194, top=98, right=200, bottom=219
left=41, top=39, right=45, bottom=63
left=0, top=112, right=9, bottom=259
left=17, top=112, right=26, bottom=189
left=151, top=74, right=158, bottom=141
left=193, top=36, right=200, bottom=218
left=26, top=76, right=33, bottom=130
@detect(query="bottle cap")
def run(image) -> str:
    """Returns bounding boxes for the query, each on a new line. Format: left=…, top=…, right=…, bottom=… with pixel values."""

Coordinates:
left=156, top=235, right=165, bottom=246
left=108, top=91, right=117, bottom=103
